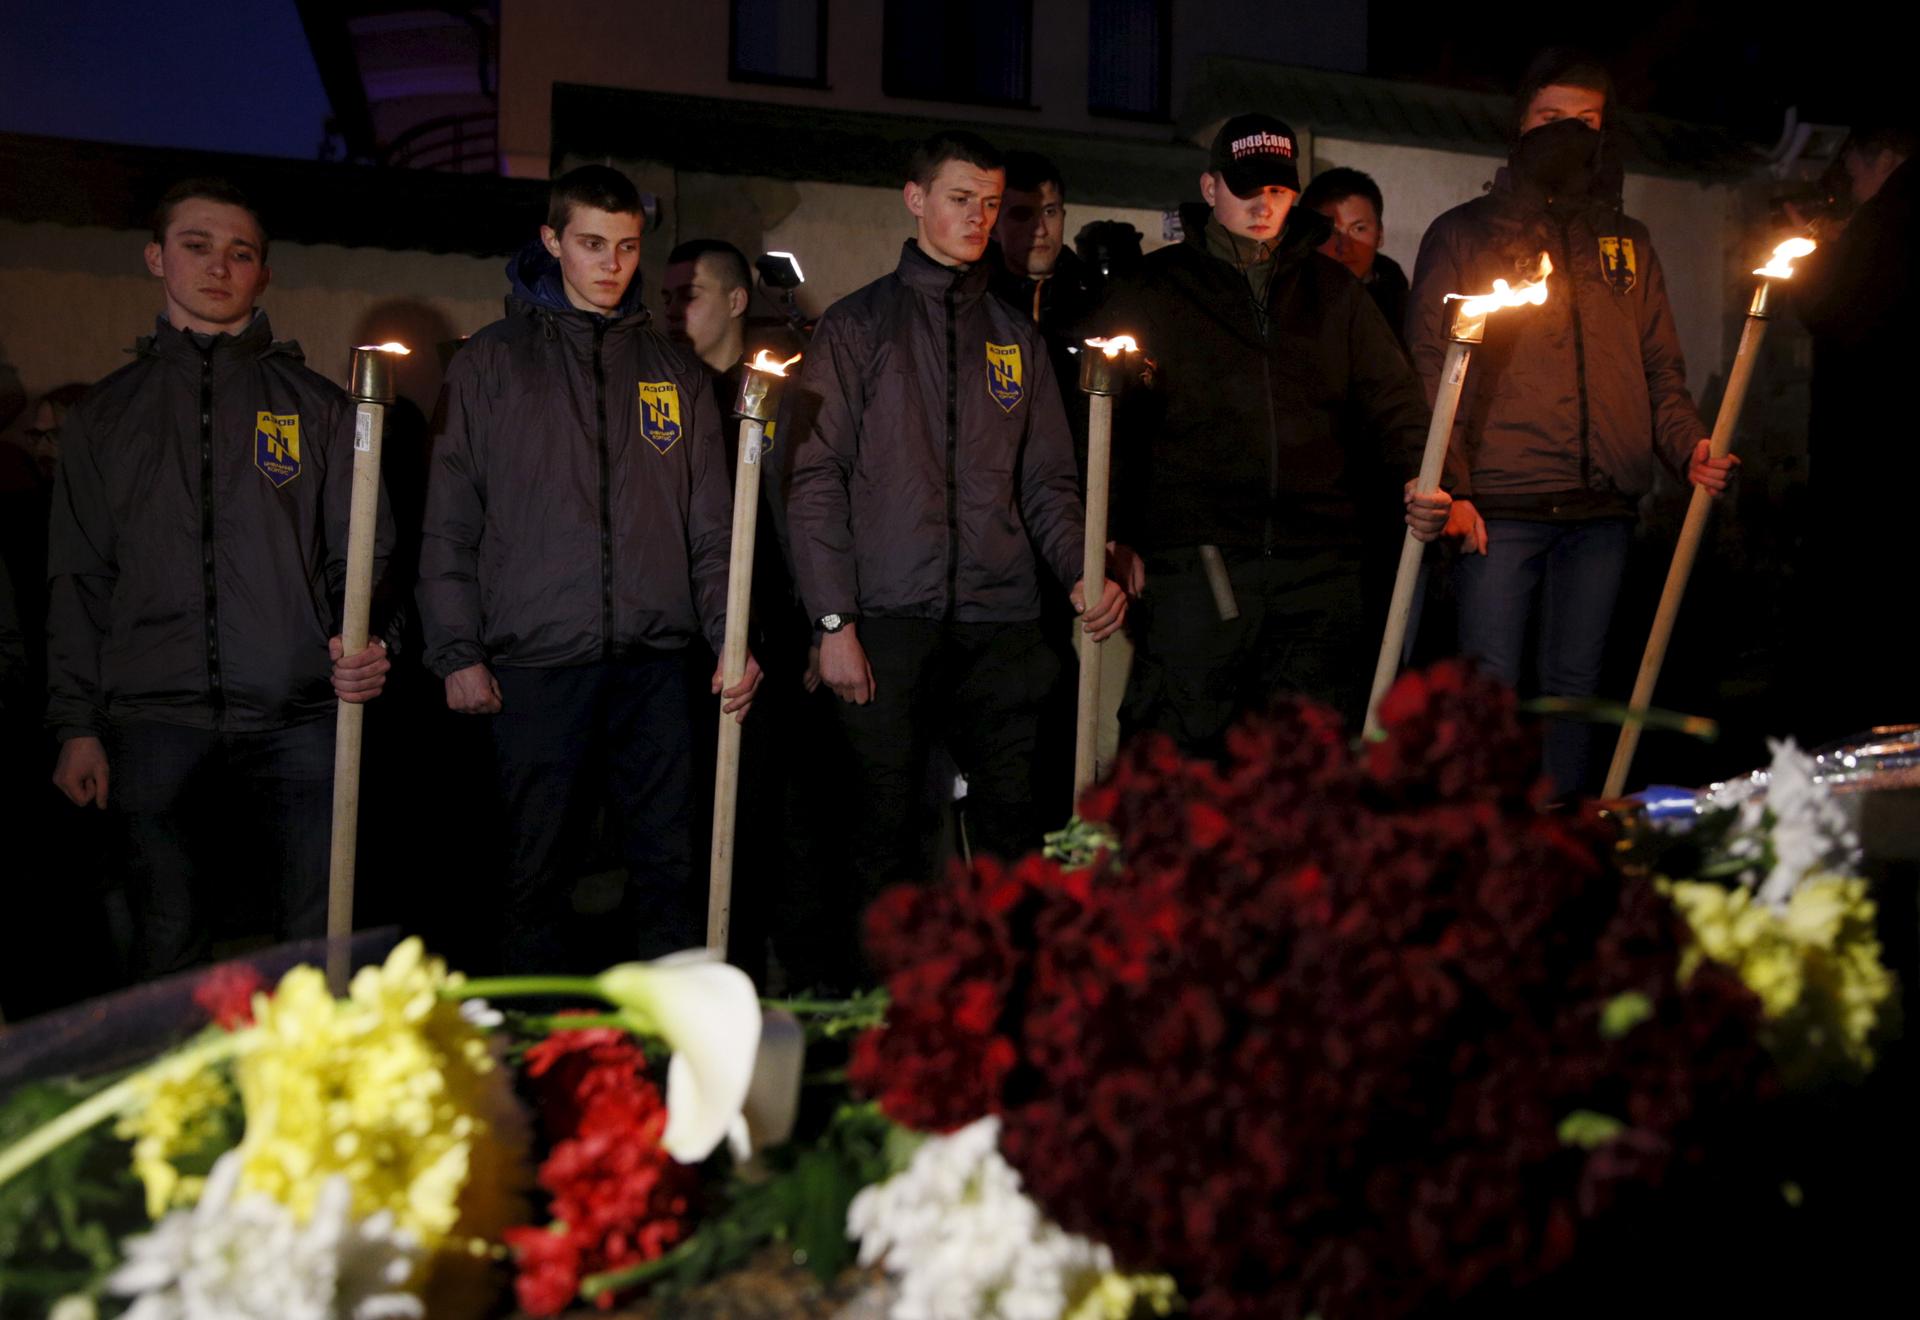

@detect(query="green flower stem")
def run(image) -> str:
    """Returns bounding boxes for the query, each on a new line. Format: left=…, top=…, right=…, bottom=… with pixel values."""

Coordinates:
left=448, top=976, right=607, bottom=1002
left=580, top=1233, right=702, bottom=1299
left=760, top=996, right=868, bottom=1014
left=0, top=1031, right=242, bottom=1191
left=508, top=1013, right=635, bottom=1035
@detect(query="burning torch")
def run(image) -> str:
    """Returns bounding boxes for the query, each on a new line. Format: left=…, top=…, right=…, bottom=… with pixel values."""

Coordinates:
left=1600, top=236, right=1817, bottom=798
left=708, top=348, right=800, bottom=955
left=1363, top=256, right=1553, bottom=738
left=1074, top=334, right=1140, bottom=796
left=328, top=341, right=407, bottom=993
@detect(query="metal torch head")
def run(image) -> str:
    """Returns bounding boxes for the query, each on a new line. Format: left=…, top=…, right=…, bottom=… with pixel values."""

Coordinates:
left=1079, top=335, right=1140, bottom=396
left=350, top=342, right=409, bottom=403
left=732, top=349, right=802, bottom=422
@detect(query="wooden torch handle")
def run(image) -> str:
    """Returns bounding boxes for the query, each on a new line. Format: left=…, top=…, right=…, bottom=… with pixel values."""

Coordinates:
left=707, top=417, right=764, bottom=955
left=1073, top=393, right=1114, bottom=798
left=1365, top=338, right=1473, bottom=737
left=1602, top=312, right=1771, bottom=798
left=327, top=400, right=384, bottom=993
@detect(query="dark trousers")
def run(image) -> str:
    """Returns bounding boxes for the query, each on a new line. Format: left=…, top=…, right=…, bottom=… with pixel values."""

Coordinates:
left=490, top=656, right=697, bottom=973
left=834, top=618, right=1060, bottom=904
left=111, top=718, right=334, bottom=979
left=1453, top=517, right=1632, bottom=799
left=1123, top=547, right=1367, bottom=753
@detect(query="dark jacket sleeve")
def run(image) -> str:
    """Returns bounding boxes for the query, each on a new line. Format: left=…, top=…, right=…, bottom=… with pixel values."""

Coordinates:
left=1016, top=343, right=1087, bottom=589
left=1635, top=237, right=1706, bottom=478
left=418, top=347, right=491, bottom=678
left=786, top=311, right=864, bottom=622
left=684, top=370, right=733, bottom=654
left=1345, top=285, right=1432, bottom=481
left=44, top=401, right=115, bottom=740
left=1405, top=216, right=1475, bottom=496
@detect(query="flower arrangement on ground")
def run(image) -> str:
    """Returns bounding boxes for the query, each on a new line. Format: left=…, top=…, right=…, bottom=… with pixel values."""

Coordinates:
left=849, top=663, right=1898, bottom=1320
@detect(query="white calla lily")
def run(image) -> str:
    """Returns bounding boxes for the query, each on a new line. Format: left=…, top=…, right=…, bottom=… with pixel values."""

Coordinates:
left=595, top=950, right=762, bottom=1163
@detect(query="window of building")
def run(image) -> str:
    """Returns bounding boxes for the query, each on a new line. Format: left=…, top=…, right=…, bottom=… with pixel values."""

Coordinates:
left=731, top=0, right=827, bottom=86
left=1088, top=0, right=1170, bottom=119
left=882, top=0, right=1031, bottom=107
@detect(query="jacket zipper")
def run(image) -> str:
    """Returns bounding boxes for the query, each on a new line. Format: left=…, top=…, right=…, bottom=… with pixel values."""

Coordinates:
left=198, top=345, right=226, bottom=723
left=943, top=284, right=960, bottom=621
left=1558, top=213, right=1593, bottom=489
left=593, top=320, right=614, bottom=658
left=1258, top=274, right=1279, bottom=552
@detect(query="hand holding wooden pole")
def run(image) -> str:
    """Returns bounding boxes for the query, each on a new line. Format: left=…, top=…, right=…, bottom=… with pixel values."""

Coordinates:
left=1073, top=336, right=1139, bottom=798
left=708, top=350, right=799, bottom=956
left=1365, top=257, right=1553, bottom=737
left=1601, top=237, right=1816, bottom=798
left=328, top=342, right=405, bottom=993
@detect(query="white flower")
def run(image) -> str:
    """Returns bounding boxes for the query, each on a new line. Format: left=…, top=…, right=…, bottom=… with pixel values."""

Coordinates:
left=596, top=950, right=762, bottom=1163
left=1708, top=739, right=1860, bottom=910
left=106, top=1152, right=422, bottom=1320
left=848, top=1116, right=1114, bottom=1320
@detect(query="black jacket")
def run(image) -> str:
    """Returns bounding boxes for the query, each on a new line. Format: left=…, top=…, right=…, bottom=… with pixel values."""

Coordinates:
left=1097, top=214, right=1429, bottom=553
left=1406, top=169, right=1703, bottom=517
left=787, top=240, right=1085, bottom=624
left=419, top=246, right=732, bottom=676
left=45, top=314, right=389, bottom=737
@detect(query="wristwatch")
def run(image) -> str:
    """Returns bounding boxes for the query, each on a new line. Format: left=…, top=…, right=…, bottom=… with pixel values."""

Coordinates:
left=817, top=613, right=854, bottom=634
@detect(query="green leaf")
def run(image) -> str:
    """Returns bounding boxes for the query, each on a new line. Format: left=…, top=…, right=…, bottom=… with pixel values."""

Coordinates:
left=1557, top=1110, right=1628, bottom=1149
left=1600, top=991, right=1655, bottom=1040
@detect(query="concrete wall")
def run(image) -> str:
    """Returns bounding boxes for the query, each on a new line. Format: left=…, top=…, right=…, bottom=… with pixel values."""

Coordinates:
left=1311, top=137, right=1734, bottom=399
left=500, top=0, right=1364, bottom=179
left=0, top=219, right=509, bottom=420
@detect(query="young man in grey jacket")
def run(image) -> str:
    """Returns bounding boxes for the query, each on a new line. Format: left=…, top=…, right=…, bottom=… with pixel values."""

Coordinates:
left=46, top=178, right=394, bottom=977
left=1407, top=50, right=1736, bottom=797
left=787, top=131, right=1126, bottom=907
left=421, top=166, right=758, bottom=971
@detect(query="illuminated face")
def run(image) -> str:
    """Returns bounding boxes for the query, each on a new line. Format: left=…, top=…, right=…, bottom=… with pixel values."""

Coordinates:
left=143, top=198, right=269, bottom=335
left=662, top=256, right=746, bottom=367
left=1200, top=173, right=1297, bottom=243
left=541, top=205, right=644, bottom=313
left=905, top=159, right=1004, bottom=267
left=1314, top=193, right=1382, bottom=281
left=1520, top=83, right=1606, bottom=133
left=995, top=180, right=1066, bottom=278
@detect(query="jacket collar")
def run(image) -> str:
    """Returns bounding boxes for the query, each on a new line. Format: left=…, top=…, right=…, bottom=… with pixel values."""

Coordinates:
left=894, top=239, right=991, bottom=304
left=505, top=239, right=652, bottom=334
left=1179, top=204, right=1324, bottom=273
left=140, top=309, right=279, bottom=364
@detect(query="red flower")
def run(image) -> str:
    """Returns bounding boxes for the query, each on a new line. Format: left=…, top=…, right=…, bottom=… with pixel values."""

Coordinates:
left=192, top=963, right=265, bottom=1030
left=853, top=671, right=1772, bottom=1319
left=506, top=1028, right=698, bottom=1315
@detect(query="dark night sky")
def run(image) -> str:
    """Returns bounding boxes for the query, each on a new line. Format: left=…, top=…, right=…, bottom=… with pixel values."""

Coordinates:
left=0, top=0, right=333, bottom=158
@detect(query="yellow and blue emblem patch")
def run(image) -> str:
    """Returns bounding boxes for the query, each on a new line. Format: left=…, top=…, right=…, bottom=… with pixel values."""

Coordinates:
left=986, top=342, right=1023, bottom=413
left=254, top=411, right=301, bottom=487
left=636, top=381, right=683, bottom=454
left=1598, top=236, right=1636, bottom=294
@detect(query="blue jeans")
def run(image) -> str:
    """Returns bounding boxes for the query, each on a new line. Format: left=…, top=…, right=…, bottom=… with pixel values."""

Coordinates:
left=111, top=718, right=335, bottom=978
left=1453, top=518, right=1632, bottom=799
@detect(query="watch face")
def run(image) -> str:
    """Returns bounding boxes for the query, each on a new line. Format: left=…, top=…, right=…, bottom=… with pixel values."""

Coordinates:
left=819, top=614, right=844, bottom=632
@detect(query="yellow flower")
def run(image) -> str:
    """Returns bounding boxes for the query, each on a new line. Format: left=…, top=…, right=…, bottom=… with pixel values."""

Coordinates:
left=1667, top=876, right=1896, bottom=1086
left=115, top=1051, right=235, bottom=1219
left=231, top=938, right=527, bottom=1254
left=1066, top=1272, right=1182, bottom=1320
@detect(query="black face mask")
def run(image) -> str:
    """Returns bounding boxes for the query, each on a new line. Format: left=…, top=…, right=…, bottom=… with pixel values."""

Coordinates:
left=1511, top=118, right=1605, bottom=196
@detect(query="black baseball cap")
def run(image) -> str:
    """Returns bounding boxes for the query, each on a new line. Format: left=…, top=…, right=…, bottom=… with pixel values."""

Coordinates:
left=1209, top=113, right=1301, bottom=197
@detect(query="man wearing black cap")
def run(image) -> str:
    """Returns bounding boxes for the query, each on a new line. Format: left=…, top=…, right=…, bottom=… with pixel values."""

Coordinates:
left=1098, top=114, right=1449, bottom=751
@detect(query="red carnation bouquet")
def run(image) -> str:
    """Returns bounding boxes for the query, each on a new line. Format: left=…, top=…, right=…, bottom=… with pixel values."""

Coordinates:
left=852, top=663, right=1777, bottom=1320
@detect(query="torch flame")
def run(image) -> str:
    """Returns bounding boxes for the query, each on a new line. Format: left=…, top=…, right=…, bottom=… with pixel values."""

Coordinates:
left=355, top=341, right=411, bottom=355
left=1446, top=254, right=1554, bottom=320
left=1084, top=334, right=1140, bottom=357
left=1753, top=236, right=1817, bottom=280
left=747, top=349, right=803, bottom=377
